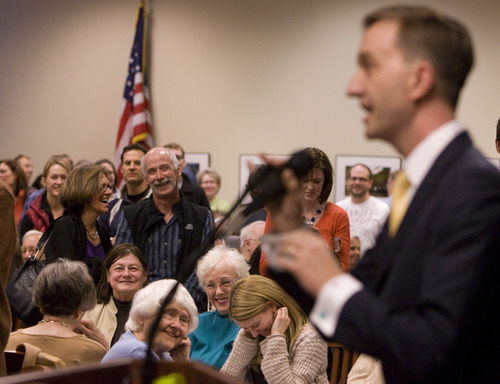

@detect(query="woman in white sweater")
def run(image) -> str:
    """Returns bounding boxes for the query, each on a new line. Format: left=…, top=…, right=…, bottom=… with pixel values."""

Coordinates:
left=221, top=275, right=328, bottom=384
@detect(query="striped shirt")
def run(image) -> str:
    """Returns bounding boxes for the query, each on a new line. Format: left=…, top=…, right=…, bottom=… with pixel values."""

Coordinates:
left=115, top=209, right=214, bottom=305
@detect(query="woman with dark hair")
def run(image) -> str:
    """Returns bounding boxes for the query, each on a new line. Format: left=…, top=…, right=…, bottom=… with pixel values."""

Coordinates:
left=15, top=154, right=33, bottom=185
left=0, top=159, right=30, bottom=225
left=6, top=259, right=108, bottom=366
left=83, top=243, right=148, bottom=347
left=221, top=275, right=328, bottom=383
left=260, top=147, right=350, bottom=274
left=43, top=163, right=113, bottom=284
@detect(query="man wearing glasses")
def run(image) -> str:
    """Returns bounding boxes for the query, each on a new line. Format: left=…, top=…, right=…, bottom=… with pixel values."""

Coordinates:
left=336, top=163, right=389, bottom=257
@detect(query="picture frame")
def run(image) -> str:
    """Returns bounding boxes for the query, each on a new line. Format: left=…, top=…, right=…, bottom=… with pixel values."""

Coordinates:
left=334, top=155, right=402, bottom=202
left=239, top=154, right=289, bottom=205
left=184, top=152, right=210, bottom=177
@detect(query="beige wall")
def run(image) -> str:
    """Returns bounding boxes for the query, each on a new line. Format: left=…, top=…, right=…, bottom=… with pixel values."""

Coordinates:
left=1, top=0, right=499, bottom=202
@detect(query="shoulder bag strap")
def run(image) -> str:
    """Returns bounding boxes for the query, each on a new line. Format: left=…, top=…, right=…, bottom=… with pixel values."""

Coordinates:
left=28, top=217, right=60, bottom=262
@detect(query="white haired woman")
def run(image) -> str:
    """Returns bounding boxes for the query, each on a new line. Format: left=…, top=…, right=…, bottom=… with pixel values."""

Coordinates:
left=101, top=279, right=198, bottom=362
left=189, top=245, right=249, bottom=369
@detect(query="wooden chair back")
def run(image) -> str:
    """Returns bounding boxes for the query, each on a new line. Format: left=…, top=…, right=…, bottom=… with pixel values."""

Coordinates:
left=328, top=342, right=359, bottom=384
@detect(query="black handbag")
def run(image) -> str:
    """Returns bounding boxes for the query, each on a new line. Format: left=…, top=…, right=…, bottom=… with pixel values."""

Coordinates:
left=6, top=220, right=56, bottom=326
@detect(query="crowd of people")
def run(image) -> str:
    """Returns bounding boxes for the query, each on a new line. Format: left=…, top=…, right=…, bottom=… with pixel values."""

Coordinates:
left=0, top=139, right=367, bottom=381
left=1, top=5, right=499, bottom=384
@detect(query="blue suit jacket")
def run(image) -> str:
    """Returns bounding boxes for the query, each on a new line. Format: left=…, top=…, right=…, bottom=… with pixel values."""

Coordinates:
left=334, top=132, right=500, bottom=383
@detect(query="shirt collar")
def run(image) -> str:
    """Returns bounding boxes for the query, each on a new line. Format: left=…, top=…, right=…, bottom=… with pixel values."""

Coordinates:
left=404, top=120, right=463, bottom=195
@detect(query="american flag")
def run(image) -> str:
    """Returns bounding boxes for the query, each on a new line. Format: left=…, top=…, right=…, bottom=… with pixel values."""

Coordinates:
left=114, top=1, right=153, bottom=186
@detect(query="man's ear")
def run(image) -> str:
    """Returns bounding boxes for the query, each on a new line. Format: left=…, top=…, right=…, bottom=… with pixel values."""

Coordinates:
left=243, top=238, right=251, bottom=249
left=409, top=60, right=435, bottom=101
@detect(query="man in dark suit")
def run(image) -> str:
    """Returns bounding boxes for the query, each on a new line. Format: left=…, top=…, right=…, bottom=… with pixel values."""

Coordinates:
left=268, top=5, right=500, bottom=384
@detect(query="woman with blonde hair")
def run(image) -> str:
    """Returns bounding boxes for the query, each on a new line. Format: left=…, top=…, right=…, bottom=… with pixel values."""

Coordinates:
left=43, top=163, right=113, bottom=284
left=19, top=157, right=69, bottom=239
left=221, top=275, right=328, bottom=383
left=197, top=168, right=230, bottom=215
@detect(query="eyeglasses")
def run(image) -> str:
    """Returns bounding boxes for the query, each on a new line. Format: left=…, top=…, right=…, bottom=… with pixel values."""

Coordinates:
left=205, top=279, right=235, bottom=292
left=101, top=183, right=113, bottom=193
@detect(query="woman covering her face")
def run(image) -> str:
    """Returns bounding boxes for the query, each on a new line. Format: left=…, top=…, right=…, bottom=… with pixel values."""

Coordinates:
left=221, top=275, right=328, bottom=384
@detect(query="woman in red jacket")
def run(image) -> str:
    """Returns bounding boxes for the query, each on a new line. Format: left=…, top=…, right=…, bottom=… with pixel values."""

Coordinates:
left=19, top=157, right=69, bottom=239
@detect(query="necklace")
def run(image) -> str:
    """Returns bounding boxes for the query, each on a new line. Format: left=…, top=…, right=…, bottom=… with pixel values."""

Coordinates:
left=38, top=319, right=70, bottom=328
left=302, top=203, right=325, bottom=226
left=87, top=229, right=100, bottom=240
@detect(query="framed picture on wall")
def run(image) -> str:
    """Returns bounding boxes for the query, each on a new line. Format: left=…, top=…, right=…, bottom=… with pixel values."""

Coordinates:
left=184, top=152, right=210, bottom=177
left=239, top=154, right=289, bottom=205
left=334, top=155, right=402, bottom=202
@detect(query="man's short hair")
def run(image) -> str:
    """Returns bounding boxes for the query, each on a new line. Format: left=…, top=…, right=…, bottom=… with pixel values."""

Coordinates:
left=163, top=142, right=185, bottom=158
left=120, top=143, right=148, bottom=163
left=364, top=5, right=473, bottom=109
left=347, top=163, right=373, bottom=180
left=141, top=148, right=179, bottom=177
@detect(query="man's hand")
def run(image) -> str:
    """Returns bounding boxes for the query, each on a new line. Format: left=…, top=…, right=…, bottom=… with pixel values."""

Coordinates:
left=273, top=229, right=344, bottom=297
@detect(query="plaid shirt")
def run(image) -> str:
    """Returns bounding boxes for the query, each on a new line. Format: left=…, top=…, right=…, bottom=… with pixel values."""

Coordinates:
left=115, top=209, right=214, bottom=305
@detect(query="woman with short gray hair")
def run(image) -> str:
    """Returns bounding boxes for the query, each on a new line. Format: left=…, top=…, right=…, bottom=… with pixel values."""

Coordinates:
left=6, top=259, right=108, bottom=366
left=188, top=245, right=249, bottom=369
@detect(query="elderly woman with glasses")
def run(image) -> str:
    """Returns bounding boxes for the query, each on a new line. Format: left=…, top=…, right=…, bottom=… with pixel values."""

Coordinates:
left=102, top=279, right=198, bottom=362
left=188, top=245, right=249, bottom=369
